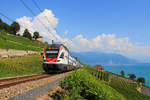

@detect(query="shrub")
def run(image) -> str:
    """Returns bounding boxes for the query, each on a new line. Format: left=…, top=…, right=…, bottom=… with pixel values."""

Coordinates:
left=137, top=77, right=145, bottom=84
left=33, top=31, right=40, bottom=39
left=60, top=69, right=126, bottom=100
left=128, top=74, right=136, bottom=80
left=23, top=29, right=32, bottom=40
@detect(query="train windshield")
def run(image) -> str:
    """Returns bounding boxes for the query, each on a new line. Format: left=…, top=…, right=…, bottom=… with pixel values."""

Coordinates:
left=46, top=47, right=59, bottom=58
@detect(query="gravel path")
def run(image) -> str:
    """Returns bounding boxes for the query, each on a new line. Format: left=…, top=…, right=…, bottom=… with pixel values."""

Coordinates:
left=9, top=78, right=64, bottom=100
left=0, top=72, right=69, bottom=100
left=35, top=86, right=63, bottom=100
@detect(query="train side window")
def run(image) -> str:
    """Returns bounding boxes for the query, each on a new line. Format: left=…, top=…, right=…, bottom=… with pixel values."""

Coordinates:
left=60, top=52, right=64, bottom=58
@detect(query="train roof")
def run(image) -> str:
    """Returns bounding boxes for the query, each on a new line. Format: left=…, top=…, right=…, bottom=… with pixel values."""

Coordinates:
left=47, top=44, right=61, bottom=47
left=46, top=43, right=69, bottom=52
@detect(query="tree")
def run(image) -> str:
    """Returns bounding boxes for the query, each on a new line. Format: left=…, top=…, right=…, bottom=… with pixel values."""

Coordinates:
left=0, top=18, right=2, bottom=23
left=33, top=31, right=39, bottom=39
left=0, top=19, right=10, bottom=32
left=128, top=74, right=136, bottom=80
left=23, top=29, right=32, bottom=40
left=10, top=22, right=20, bottom=35
left=0, top=19, right=3, bottom=30
left=137, top=77, right=145, bottom=84
left=121, top=70, right=125, bottom=77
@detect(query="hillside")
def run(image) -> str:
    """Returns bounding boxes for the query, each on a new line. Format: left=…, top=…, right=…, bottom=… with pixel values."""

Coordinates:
left=0, top=54, right=43, bottom=77
left=58, top=66, right=150, bottom=100
left=72, top=52, right=138, bottom=65
left=0, top=30, right=45, bottom=51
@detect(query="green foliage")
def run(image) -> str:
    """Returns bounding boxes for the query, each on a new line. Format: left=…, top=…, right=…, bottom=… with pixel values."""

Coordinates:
left=0, top=19, right=11, bottom=33
left=121, top=70, right=125, bottom=77
left=0, top=55, right=43, bottom=78
left=0, top=19, right=20, bottom=35
left=0, top=18, right=2, bottom=23
left=84, top=66, right=111, bottom=82
left=128, top=74, right=136, bottom=80
left=60, top=69, right=126, bottom=100
left=137, top=77, right=145, bottom=84
left=110, top=76, right=150, bottom=100
left=79, top=66, right=150, bottom=100
left=58, top=65, right=150, bottom=100
left=10, top=21, right=20, bottom=35
left=0, top=31, right=44, bottom=51
left=23, top=29, right=32, bottom=40
left=33, top=31, right=40, bottom=39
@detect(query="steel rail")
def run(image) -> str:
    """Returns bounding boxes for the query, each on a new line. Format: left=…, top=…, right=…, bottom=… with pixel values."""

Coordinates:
left=0, top=74, right=54, bottom=89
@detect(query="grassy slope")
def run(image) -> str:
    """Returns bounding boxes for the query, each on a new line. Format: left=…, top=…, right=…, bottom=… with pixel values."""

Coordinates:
left=110, top=76, right=150, bottom=100
left=0, top=54, right=44, bottom=78
left=85, top=65, right=150, bottom=100
left=60, top=65, right=150, bottom=100
left=0, top=31, right=45, bottom=77
left=0, top=30, right=45, bottom=51
left=0, top=31, right=149, bottom=99
left=60, top=69, right=126, bottom=100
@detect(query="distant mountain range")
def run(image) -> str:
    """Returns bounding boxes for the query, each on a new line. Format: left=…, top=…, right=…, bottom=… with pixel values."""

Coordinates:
left=71, top=52, right=138, bottom=66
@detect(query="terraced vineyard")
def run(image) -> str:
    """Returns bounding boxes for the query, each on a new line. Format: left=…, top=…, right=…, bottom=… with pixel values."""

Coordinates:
left=110, top=76, right=150, bottom=100
left=0, top=30, right=45, bottom=51
left=57, top=66, right=150, bottom=100
left=59, top=67, right=126, bottom=100
left=0, top=54, right=43, bottom=78
left=85, top=65, right=111, bottom=82
left=86, top=66, right=150, bottom=100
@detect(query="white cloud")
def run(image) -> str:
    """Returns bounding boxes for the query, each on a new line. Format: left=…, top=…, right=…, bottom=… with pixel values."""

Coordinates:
left=16, top=9, right=62, bottom=43
left=71, top=34, right=150, bottom=58
left=16, top=9, right=150, bottom=60
left=16, top=16, right=34, bottom=35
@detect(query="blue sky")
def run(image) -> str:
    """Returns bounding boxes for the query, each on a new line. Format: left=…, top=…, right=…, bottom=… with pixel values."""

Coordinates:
left=0, top=0, right=150, bottom=62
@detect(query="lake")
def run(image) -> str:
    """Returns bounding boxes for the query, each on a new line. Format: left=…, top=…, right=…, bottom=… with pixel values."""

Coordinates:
left=103, top=63, right=150, bottom=86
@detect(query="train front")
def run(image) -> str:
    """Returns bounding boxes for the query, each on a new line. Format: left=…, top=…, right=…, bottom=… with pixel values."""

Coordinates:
left=43, top=44, right=65, bottom=73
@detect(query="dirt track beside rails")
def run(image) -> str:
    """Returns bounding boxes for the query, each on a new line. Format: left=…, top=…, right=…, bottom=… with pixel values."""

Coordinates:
left=35, top=86, right=63, bottom=100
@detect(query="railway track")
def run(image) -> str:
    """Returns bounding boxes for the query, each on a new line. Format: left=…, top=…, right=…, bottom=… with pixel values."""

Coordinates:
left=0, top=73, right=53, bottom=89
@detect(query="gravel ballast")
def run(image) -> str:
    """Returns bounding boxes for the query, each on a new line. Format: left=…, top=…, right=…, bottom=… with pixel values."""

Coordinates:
left=9, top=78, right=64, bottom=100
left=0, top=72, right=69, bottom=100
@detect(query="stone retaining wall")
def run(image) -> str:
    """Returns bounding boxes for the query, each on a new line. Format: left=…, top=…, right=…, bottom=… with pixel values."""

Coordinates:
left=0, top=49, right=40, bottom=58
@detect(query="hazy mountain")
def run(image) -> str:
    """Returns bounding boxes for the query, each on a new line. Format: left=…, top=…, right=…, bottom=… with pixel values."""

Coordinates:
left=71, top=52, right=138, bottom=66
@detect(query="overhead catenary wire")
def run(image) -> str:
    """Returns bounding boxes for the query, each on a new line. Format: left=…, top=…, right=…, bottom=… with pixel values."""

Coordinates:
left=20, top=0, right=59, bottom=43
left=32, top=0, right=67, bottom=45
left=32, top=0, right=53, bottom=27
left=20, top=0, right=47, bottom=28
left=32, top=0, right=63, bottom=44
left=0, top=12, right=35, bottom=33
left=0, top=12, right=14, bottom=22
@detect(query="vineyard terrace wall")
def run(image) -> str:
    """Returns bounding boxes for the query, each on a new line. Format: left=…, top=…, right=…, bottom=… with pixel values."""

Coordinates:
left=0, top=49, right=39, bottom=58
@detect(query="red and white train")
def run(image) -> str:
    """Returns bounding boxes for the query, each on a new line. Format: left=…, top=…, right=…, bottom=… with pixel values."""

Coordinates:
left=43, top=43, right=81, bottom=73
